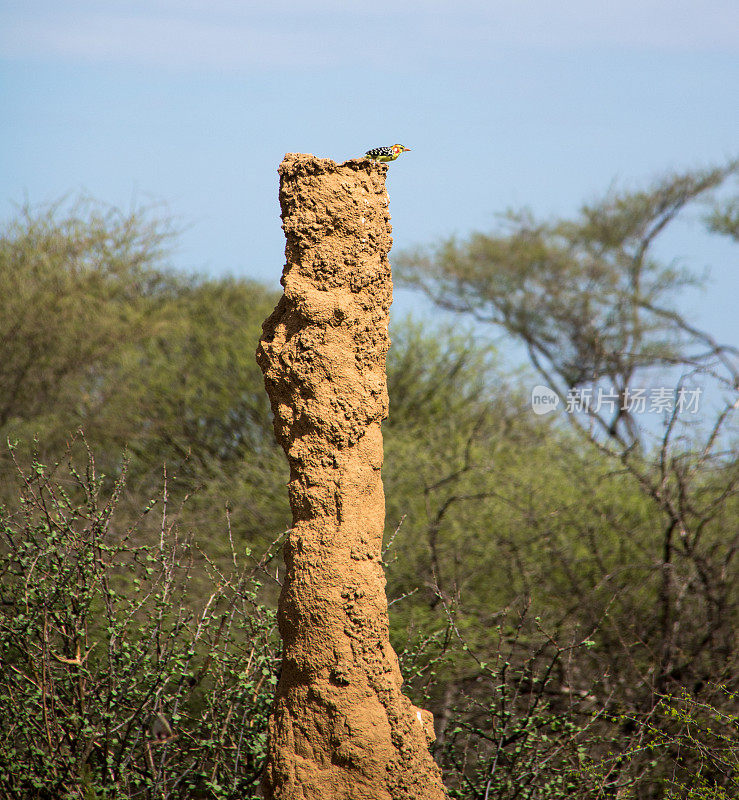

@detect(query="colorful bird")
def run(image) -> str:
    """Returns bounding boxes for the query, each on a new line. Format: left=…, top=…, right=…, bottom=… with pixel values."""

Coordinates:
left=364, top=144, right=411, bottom=163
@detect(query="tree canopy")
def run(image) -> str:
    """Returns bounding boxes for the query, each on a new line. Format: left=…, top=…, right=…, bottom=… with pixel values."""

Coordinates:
left=397, top=161, right=739, bottom=447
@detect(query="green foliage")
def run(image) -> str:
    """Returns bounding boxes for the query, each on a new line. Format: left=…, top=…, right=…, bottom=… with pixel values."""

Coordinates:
left=395, top=595, right=739, bottom=800
left=384, top=319, right=537, bottom=630
left=1, top=181, right=737, bottom=800
left=92, top=275, right=290, bottom=559
left=706, top=195, right=739, bottom=241
left=0, top=198, right=178, bottom=450
left=577, top=687, right=739, bottom=799
left=396, top=602, right=599, bottom=800
left=0, top=199, right=289, bottom=560
left=0, top=439, right=280, bottom=799
left=392, top=164, right=739, bottom=798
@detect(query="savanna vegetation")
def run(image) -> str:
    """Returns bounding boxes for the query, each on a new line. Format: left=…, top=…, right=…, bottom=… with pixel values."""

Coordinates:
left=1, top=161, right=737, bottom=799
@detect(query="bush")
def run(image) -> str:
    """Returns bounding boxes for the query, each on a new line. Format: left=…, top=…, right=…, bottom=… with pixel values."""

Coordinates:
left=0, top=436, right=281, bottom=799
left=396, top=598, right=739, bottom=800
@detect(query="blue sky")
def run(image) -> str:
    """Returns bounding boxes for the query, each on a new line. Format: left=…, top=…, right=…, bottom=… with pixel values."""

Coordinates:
left=1, top=1, right=737, bottom=347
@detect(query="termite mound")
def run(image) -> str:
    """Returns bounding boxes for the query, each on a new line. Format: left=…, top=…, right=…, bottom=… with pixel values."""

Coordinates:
left=256, top=154, right=446, bottom=800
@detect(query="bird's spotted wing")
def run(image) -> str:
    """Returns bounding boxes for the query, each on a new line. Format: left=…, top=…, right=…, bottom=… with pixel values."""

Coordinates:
left=365, top=146, right=393, bottom=160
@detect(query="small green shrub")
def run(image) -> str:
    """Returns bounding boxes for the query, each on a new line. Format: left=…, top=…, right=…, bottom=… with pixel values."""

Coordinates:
left=0, top=438, right=281, bottom=799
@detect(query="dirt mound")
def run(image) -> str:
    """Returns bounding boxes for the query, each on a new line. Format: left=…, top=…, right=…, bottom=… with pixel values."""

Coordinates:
left=256, top=154, right=446, bottom=799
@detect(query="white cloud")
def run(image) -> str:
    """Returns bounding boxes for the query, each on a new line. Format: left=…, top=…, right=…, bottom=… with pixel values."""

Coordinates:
left=1, top=0, right=737, bottom=71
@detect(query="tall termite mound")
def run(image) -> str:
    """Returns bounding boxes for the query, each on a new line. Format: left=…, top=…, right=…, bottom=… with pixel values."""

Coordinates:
left=257, top=154, right=447, bottom=800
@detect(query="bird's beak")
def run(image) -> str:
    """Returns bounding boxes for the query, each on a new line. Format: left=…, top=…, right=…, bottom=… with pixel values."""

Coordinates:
left=405, top=147, right=412, bottom=151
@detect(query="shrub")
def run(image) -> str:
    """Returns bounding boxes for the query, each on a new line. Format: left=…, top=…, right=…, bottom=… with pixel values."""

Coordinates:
left=0, top=437, right=281, bottom=799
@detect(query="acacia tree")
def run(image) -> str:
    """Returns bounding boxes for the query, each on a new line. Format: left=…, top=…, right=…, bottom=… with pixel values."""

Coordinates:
left=398, top=162, right=738, bottom=447
left=397, top=162, right=739, bottom=795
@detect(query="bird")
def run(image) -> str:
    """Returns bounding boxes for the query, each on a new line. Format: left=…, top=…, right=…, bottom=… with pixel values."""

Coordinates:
left=364, top=144, right=411, bottom=163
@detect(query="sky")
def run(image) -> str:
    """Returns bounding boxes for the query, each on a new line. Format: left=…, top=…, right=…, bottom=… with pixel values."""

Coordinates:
left=1, top=0, right=738, bottom=351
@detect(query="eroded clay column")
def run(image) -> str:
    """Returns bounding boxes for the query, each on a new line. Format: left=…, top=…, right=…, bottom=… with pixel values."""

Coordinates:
left=256, top=154, right=446, bottom=800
